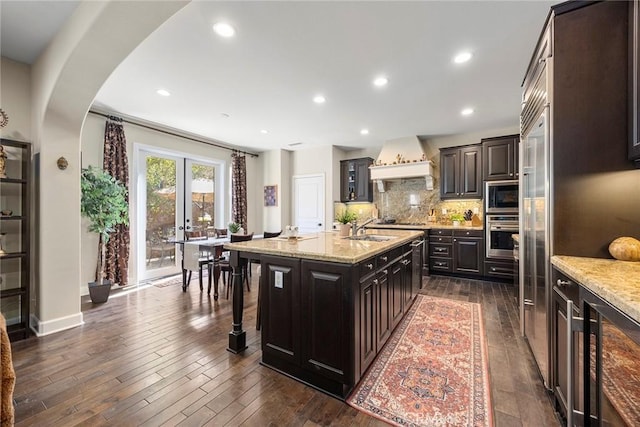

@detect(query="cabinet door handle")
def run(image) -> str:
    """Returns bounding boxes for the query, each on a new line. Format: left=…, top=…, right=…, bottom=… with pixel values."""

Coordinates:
left=453, top=239, right=457, bottom=242
left=566, top=299, right=575, bottom=427
left=373, top=279, right=379, bottom=285
left=366, top=263, right=373, bottom=270
left=556, top=279, right=571, bottom=287
left=380, top=256, right=388, bottom=262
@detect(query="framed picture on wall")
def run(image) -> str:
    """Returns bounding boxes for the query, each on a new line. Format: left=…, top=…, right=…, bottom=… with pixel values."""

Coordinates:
left=264, top=185, right=277, bottom=207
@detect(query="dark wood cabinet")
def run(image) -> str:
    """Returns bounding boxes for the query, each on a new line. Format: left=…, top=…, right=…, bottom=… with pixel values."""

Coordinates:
left=261, top=256, right=302, bottom=366
left=0, top=139, right=31, bottom=341
left=301, top=260, right=351, bottom=384
left=630, top=0, right=640, bottom=166
left=439, top=145, right=482, bottom=199
left=452, top=229, right=483, bottom=275
left=340, top=157, right=373, bottom=202
left=428, top=229, right=484, bottom=278
left=482, top=134, right=520, bottom=181
left=259, top=242, right=419, bottom=399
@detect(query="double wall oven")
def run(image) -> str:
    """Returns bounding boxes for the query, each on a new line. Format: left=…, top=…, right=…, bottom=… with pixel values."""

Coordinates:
left=485, top=180, right=519, bottom=259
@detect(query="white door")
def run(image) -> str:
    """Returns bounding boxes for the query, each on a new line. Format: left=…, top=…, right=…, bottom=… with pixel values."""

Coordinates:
left=293, top=174, right=325, bottom=234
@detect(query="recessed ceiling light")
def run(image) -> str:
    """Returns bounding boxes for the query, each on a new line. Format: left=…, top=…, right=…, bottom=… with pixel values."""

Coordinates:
left=156, top=89, right=170, bottom=97
left=373, top=76, right=388, bottom=87
left=454, top=51, right=473, bottom=64
left=220, top=113, right=230, bottom=118
left=360, top=129, right=370, bottom=135
left=260, top=129, right=268, bottom=134
left=313, top=95, right=326, bottom=104
left=213, top=22, right=235, bottom=38
left=461, top=108, right=474, bottom=116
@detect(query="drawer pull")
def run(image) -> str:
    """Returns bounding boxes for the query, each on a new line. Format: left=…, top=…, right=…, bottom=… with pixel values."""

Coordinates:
left=373, top=279, right=379, bottom=285
left=380, top=256, right=388, bottom=262
left=366, top=263, right=374, bottom=270
left=556, top=279, right=571, bottom=287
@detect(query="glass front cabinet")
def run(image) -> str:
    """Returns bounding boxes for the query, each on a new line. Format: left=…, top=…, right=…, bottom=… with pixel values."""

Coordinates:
left=0, top=139, right=31, bottom=341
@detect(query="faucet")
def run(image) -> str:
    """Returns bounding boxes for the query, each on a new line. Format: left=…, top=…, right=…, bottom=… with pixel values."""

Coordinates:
left=352, top=217, right=376, bottom=236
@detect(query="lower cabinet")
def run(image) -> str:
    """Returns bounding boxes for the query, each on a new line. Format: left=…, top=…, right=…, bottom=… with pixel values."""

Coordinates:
left=260, top=244, right=418, bottom=399
left=429, top=229, right=484, bottom=277
left=552, top=266, right=640, bottom=426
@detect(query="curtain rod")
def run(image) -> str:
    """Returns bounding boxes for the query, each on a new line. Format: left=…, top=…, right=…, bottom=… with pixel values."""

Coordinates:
left=88, top=109, right=259, bottom=158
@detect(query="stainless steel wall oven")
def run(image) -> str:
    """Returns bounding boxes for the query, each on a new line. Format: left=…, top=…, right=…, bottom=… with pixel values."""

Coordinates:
left=486, top=214, right=519, bottom=259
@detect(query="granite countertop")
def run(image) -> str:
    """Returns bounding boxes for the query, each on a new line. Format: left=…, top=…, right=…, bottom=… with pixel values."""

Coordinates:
left=551, top=255, right=640, bottom=324
left=366, top=223, right=484, bottom=231
left=224, top=230, right=423, bottom=264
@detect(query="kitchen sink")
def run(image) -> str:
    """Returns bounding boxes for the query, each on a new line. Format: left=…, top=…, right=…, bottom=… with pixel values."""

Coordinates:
left=345, top=234, right=396, bottom=242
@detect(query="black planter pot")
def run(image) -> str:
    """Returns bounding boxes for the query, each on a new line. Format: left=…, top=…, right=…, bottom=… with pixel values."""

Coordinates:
left=88, top=280, right=112, bottom=303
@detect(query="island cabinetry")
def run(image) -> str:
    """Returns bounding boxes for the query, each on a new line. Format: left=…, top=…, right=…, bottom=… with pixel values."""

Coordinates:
left=261, top=255, right=302, bottom=366
left=440, top=144, right=482, bottom=199
left=482, top=134, right=520, bottom=180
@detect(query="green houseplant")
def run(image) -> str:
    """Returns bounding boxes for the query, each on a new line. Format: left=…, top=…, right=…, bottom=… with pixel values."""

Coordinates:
left=81, top=166, right=129, bottom=303
left=450, top=213, right=465, bottom=226
left=228, top=221, right=242, bottom=234
left=335, top=209, right=357, bottom=236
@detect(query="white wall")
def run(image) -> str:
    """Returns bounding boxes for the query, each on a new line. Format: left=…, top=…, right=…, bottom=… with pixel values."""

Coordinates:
left=80, top=113, right=263, bottom=291
left=0, top=58, right=31, bottom=142
left=262, top=149, right=291, bottom=232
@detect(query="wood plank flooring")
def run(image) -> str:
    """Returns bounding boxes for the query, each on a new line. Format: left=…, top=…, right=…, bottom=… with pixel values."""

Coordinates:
left=9, top=272, right=559, bottom=426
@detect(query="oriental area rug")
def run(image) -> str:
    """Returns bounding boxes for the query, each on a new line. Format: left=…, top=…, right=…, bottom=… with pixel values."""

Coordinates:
left=347, top=295, right=492, bottom=427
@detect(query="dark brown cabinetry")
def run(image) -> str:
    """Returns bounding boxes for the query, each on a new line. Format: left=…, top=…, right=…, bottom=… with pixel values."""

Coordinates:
left=629, top=1, right=640, bottom=166
left=0, top=139, right=31, bottom=341
left=552, top=266, right=640, bottom=426
left=439, top=145, right=482, bottom=199
left=340, top=157, right=373, bottom=202
left=260, top=243, right=418, bottom=399
left=452, top=229, right=483, bottom=275
left=428, top=229, right=484, bottom=277
left=482, top=134, right=519, bottom=181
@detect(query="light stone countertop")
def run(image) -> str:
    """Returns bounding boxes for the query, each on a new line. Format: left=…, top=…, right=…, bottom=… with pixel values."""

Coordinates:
left=366, top=223, right=484, bottom=231
left=551, top=255, right=640, bottom=324
left=224, top=230, right=423, bottom=264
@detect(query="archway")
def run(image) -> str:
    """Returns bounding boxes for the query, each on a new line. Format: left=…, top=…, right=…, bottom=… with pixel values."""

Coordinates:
left=31, top=1, right=188, bottom=335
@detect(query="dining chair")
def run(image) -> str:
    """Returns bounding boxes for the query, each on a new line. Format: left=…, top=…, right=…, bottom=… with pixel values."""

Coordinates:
left=184, top=230, right=213, bottom=292
left=256, top=230, right=281, bottom=330
left=219, top=232, right=254, bottom=298
left=215, top=228, right=228, bottom=238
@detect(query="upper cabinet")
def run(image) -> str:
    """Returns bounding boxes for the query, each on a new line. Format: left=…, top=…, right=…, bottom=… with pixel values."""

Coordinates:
left=482, top=134, right=520, bottom=181
left=439, top=144, right=482, bottom=199
left=340, top=157, right=373, bottom=202
left=630, top=1, right=640, bottom=166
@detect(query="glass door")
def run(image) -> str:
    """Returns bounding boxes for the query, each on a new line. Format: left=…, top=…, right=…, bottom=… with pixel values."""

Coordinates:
left=138, top=151, right=185, bottom=280
left=137, top=149, right=225, bottom=282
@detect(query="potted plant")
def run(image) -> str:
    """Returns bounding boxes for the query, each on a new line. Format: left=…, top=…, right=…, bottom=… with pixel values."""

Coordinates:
left=81, top=166, right=128, bottom=303
left=335, top=209, right=357, bottom=237
left=228, top=221, right=243, bottom=234
left=450, top=213, right=465, bottom=227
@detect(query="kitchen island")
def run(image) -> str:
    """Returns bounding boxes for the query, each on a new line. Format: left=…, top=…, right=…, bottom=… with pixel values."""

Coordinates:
left=224, top=229, right=423, bottom=399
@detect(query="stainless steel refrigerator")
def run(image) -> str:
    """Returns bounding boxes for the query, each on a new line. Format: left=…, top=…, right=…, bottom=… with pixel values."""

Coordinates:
left=520, top=21, right=552, bottom=388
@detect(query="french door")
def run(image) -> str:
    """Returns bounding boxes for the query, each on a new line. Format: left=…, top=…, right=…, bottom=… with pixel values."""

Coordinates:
left=137, top=148, right=223, bottom=281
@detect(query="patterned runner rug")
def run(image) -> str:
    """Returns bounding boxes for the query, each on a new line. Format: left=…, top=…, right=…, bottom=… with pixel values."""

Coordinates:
left=347, top=295, right=492, bottom=426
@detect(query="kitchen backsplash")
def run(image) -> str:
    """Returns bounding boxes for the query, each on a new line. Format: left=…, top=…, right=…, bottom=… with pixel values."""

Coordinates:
left=334, top=179, right=483, bottom=225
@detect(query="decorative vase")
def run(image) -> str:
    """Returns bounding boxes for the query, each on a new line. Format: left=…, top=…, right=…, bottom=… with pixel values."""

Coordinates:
left=339, top=224, right=351, bottom=237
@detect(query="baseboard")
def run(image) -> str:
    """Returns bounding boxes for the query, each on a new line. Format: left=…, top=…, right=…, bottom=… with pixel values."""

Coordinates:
left=30, top=312, right=84, bottom=337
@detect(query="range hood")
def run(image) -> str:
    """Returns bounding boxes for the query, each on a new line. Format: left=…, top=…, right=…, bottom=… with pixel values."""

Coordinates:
left=369, top=136, right=434, bottom=192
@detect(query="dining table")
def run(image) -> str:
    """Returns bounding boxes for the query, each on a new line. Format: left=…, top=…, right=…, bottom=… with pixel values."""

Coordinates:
left=173, top=234, right=262, bottom=300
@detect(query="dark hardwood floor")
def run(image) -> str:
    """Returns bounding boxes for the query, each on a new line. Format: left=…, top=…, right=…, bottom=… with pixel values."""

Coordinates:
left=9, top=272, right=559, bottom=426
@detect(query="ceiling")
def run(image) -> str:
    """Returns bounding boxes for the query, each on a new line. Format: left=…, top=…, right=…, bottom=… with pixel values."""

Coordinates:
left=1, top=1, right=556, bottom=153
